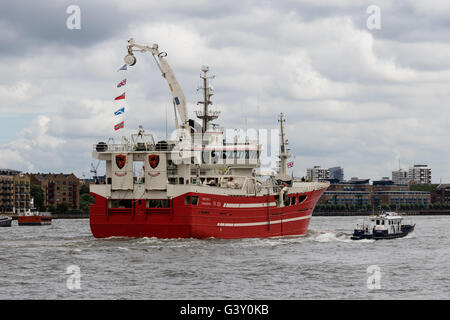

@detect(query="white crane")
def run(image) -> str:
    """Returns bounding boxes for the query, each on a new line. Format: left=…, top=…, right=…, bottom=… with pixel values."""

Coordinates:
left=90, top=161, right=100, bottom=180
left=123, top=38, right=189, bottom=140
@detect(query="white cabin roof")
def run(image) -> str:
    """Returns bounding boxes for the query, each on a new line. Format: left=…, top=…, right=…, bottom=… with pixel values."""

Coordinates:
left=370, top=212, right=403, bottom=220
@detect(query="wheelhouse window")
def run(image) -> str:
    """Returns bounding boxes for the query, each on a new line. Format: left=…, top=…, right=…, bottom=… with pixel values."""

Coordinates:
left=148, top=199, right=170, bottom=208
left=298, top=195, right=307, bottom=203
left=184, top=195, right=199, bottom=205
left=110, top=199, right=132, bottom=208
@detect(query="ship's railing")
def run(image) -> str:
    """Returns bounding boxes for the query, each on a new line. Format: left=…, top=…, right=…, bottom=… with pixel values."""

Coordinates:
left=195, top=110, right=221, bottom=119
left=291, top=181, right=330, bottom=192
left=93, top=143, right=164, bottom=152
left=93, top=144, right=135, bottom=152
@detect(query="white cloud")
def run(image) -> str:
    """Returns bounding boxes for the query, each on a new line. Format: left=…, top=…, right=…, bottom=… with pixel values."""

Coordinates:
left=0, top=148, right=35, bottom=171
left=9, top=115, right=64, bottom=150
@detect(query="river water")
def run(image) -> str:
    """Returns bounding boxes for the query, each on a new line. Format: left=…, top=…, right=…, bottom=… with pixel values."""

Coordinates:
left=0, top=216, right=448, bottom=300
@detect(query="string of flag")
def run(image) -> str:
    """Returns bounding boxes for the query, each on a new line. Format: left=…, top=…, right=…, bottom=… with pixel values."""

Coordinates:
left=288, top=156, right=295, bottom=179
left=113, top=64, right=128, bottom=131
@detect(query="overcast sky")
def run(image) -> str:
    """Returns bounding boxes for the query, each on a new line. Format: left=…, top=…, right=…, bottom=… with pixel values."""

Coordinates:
left=1, top=0, right=449, bottom=182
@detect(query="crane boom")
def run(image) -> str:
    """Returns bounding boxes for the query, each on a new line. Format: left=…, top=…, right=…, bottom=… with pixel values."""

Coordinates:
left=124, top=38, right=188, bottom=132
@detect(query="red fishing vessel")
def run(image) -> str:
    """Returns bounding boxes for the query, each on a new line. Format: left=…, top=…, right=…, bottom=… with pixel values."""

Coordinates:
left=89, top=38, right=329, bottom=239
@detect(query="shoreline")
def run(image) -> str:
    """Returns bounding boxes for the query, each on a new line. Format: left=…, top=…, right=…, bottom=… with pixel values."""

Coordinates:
left=1, top=213, right=90, bottom=220
left=313, top=210, right=450, bottom=216
left=3, top=211, right=449, bottom=219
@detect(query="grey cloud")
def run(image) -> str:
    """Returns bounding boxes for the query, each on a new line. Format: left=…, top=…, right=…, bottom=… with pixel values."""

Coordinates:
left=1, top=1, right=450, bottom=181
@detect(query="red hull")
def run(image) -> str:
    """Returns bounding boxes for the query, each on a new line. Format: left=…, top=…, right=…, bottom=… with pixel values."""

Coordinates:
left=89, top=187, right=326, bottom=239
left=18, top=216, right=52, bottom=226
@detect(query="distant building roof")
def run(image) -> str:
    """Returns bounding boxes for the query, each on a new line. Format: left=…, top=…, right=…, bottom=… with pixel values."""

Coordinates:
left=346, top=178, right=370, bottom=184
left=30, top=173, right=80, bottom=182
left=0, top=169, right=21, bottom=176
left=325, top=178, right=341, bottom=184
left=373, top=179, right=394, bottom=186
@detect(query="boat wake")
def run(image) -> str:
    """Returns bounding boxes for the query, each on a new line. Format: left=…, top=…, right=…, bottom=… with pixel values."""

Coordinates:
left=305, top=230, right=374, bottom=243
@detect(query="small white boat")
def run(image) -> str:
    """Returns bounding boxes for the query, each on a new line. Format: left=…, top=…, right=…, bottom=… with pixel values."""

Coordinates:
left=0, top=215, right=12, bottom=227
left=351, top=211, right=415, bottom=240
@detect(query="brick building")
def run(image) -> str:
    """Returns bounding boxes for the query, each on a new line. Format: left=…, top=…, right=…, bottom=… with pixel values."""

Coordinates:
left=0, top=169, right=31, bottom=213
left=435, top=184, right=450, bottom=203
left=31, top=173, right=80, bottom=210
left=0, top=174, right=14, bottom=213
left=14, top=173, right=31, bottom=213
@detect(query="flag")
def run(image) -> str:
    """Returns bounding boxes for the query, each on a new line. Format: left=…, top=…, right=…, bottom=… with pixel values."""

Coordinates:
left=114, top=92, right=125, bottom=100
left=114, top=107, right=125, bottom=115
left=117, top=79, right=127, bottom=88
left=114, top=121, right=124, bottom=130
left=118, top=64, right=127, bottom=71
left=287, top=161, right=294, bottom=168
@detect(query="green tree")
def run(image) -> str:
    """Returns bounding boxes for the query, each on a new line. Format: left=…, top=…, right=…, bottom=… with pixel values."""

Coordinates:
left=409, top=184, right=438, bottom=193
left=30, top=185, right=45, bottom=211
left=80, top=184, right=90, bottom=195
left=56, top=202, right=69, bottom=213
left=79, top=193, right=95, bottom=213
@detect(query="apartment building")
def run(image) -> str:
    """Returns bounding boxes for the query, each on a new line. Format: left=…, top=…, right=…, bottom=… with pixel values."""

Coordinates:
left=0, top=169, right=31, bottom=213
left=306, top=166, right=330, bottom=182
left=408, top=164, right=431, bottom=184
left=31, top=173, right=80, bottom=210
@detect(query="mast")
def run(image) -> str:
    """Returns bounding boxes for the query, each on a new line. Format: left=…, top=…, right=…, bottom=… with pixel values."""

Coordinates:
left=196, top=65, right=219, bottom=133
left=276, top=112, right=291, bottom=181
